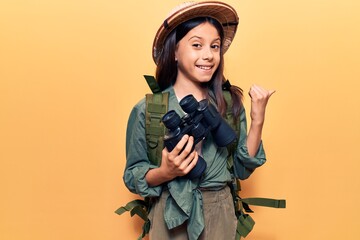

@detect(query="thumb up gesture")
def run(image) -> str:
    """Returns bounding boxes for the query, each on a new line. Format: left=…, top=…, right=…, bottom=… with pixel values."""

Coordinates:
left=248, top=84, right=276, bottom=125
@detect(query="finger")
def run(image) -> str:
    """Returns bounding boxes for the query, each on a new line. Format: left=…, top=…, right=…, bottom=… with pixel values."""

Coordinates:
left=171, top=134, right=190, bottom=155
left=179, top=136, right=194, bottom=159
left=252, top=85, right=276, bottom=98
left=252, top=85, right=266, bottom=95
left=182, top=152, right=199, bottom=175
left=161, top=148, right=169, bottom=161
left=249, top=85, right=264, bottom=99
left=269, top=89, right=276, bottom=96
left=180, top=151, right=197, bottom=171
left=248, top=85, right=258, bottom=98
left=185, top=151, right=199, bottom=174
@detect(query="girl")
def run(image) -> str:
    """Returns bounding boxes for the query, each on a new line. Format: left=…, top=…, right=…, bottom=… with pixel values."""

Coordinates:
left=123, top=1, right=275, bottom=239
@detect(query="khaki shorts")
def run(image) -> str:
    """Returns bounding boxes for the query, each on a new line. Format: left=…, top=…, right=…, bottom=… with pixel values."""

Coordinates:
left=148, top=186, right=237, bottom=240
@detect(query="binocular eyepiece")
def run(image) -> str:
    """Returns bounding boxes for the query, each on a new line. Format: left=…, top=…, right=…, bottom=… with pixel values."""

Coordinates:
left=161, top=94, right=237, bottom=179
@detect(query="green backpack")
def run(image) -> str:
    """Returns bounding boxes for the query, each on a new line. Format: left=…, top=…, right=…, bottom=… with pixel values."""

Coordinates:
left=116, top=75, right=286, bottom=240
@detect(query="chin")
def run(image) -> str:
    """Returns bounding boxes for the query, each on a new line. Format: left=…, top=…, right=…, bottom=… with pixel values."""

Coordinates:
left=199, top=75, right=214, bottom=83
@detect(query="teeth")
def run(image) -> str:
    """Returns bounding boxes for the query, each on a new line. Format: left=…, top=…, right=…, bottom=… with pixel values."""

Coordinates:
left=198, top=66, right=212, bottom=70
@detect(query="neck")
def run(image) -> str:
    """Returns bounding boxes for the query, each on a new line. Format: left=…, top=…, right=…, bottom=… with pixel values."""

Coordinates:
left=173, top=79, right=208, bottom=102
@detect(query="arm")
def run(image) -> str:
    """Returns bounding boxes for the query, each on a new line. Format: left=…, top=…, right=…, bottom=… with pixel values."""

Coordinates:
left=123, top=100, right=163, bottom=197
left=247, top=85, right=275, bottom=156
left=123, top=99, right=199, bottom=193
left=233, top=85, right=274, bottom=179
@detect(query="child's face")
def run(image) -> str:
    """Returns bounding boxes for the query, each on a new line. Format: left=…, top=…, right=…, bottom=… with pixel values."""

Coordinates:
left=175, top=22, right=221, bottom=85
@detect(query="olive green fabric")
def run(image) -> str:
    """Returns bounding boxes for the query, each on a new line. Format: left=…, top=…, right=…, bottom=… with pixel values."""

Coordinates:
left=145, top=92, right=169, bottom=167
left=123, top=86, right=267, bottom=240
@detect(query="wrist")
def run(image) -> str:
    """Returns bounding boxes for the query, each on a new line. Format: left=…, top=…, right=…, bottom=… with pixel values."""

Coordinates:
left=146, top=166, right=173, bottom=187
left=158, top=165, right=175, bottom=182
left=250, top=118, right=264, bottom=127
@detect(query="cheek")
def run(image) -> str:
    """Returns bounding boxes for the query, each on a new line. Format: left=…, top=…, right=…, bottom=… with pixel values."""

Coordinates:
left=178, top=52, right=198, bottom=65
left=214, top=54, right=221, bottom=67
left=185, top=51, right=198, bottom=60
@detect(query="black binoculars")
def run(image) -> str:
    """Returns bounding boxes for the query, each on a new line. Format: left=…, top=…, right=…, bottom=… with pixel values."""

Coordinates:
left=161, top=94, right=237, bottom=179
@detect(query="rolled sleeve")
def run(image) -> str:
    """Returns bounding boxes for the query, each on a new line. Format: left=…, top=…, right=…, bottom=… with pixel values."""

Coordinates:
left=233, top=108, right=267, bottom=180
left=122, top=99, right=163, bottom=197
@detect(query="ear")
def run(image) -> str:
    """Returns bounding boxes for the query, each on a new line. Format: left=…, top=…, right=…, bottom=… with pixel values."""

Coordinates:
left=174, top=49, right=178, bottom=61
left=175, top=44, right=179, bottom=61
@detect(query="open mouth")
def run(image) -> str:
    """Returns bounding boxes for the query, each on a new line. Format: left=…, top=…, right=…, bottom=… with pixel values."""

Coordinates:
left=196, top=65, right=213, bottom=70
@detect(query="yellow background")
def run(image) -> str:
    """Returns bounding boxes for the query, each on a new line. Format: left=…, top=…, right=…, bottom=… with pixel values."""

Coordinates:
left=1, top=0, right=359, bottom=239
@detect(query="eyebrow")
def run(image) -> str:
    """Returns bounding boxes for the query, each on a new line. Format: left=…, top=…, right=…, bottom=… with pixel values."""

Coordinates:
left=188, top=36, right=221, bottom=42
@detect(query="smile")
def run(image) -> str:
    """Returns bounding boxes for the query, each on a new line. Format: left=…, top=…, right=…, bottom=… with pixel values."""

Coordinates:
left=196, top=65, right=213, bottom=70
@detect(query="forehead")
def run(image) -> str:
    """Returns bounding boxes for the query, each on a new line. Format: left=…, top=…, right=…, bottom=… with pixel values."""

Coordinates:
left=184, top=22, right=221, bottom=40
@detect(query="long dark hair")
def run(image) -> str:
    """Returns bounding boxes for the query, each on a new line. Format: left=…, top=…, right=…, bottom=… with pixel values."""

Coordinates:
left=155, top=17, right=243, bottom=120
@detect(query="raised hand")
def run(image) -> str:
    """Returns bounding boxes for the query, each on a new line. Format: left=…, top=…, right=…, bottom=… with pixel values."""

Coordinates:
left=248, top=84, right=276, bottom=126
left=246, top=84, right=275, bottom=157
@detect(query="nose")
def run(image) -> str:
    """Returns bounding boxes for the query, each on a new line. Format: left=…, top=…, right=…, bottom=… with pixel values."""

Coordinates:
left=202, top=47, right=213, bottom=61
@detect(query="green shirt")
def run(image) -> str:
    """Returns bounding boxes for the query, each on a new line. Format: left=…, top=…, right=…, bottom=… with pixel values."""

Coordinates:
left=123, top=86, right=266, bottom=240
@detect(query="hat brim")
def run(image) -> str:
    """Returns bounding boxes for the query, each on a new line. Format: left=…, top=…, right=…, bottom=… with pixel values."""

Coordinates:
left=152, top=1, right=239, bottom=64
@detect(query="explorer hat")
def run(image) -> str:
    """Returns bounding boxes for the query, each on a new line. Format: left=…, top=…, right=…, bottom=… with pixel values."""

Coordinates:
left=152, top=1, right=239, bottom=64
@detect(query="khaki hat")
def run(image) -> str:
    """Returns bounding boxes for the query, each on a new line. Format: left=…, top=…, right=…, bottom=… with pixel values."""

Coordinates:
left=152, top=1, right=239, bottom=64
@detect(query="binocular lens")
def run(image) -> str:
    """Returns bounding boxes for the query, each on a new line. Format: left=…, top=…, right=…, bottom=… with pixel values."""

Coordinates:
left=162, top=110, right=181, bottom=130
left=180, top=95, right=199, bottom=113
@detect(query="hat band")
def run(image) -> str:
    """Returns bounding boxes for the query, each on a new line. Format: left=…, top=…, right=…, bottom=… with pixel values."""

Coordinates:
left=222, top=22, right=238, bottom=27
left=163, top=19, right=238, bottom=29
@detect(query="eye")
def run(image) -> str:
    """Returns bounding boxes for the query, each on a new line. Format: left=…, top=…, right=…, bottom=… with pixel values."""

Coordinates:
left=211, top=44, right=220, bottom=49
left=192, top=43, right=202, bottom=48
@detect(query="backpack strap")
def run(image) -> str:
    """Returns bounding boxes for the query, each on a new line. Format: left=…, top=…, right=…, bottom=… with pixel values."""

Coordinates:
left=222, top=80, right=286, bottom=239
left=144, top=75, right=161, bottom=93
left=236, top=213, right=255, bottom=239
left=143, top=75, right=169, bottom=166
left=145, top=92, right=169, bottom=166
left=115, top=199, right=151, bottom=240
left=116, top=77, right=286, bottom=240
left=114, top=76, right=167, bottom=239
left=115, top=199, right=149, bottom=221
left=222, top=80, right=240, bottom=173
